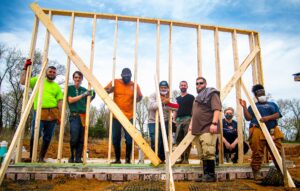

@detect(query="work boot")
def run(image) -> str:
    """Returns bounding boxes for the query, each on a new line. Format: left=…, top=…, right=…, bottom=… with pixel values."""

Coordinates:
left=202, top=160, right=216, bottom=182
left=29, top=138, right=34, bottom=160
left=224, top=153, right=230, bottom=163
left=182, top=150, right=190, bottom=164
left=111, top=144, right=121, bottom=164
left=201, top=160, right=209, bottom=182
left=175, top=155, right=184, bottom=164
left=38, top=141, right=50, bottom=163
left=215, top=154, right=219, bottom=166
left=110, top=159, right=121, bottom=164
left=125, top=143, right=132, bottom=164
left=75, top=146, right=83, bottom=163
left=75, top=158, right=83, bottom=163
left=125, top=146, right=132, bottom=164
left=68, top=145, right=75, bottom=163
left=208, top=160, right=216, bottom=182
left=125, top=158, right=131, bottom=164
left=232, top=153, right=238, bottom=164
left=68, top=157, right=74, bottom=163
left=252, top=169, right=263, bottom=181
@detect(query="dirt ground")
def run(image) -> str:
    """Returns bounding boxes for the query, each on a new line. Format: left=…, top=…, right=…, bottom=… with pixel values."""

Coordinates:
left=1, top=140, right=300, bottom=191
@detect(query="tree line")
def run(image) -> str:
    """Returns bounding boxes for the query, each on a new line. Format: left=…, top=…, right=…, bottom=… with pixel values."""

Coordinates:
left=0, top=43, right=299, bottom=142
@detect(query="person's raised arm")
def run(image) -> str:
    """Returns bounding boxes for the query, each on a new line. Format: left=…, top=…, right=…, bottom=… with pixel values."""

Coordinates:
left=239, top=99, right=252, bottom=121
left=20, top=59, right=32, bottom=85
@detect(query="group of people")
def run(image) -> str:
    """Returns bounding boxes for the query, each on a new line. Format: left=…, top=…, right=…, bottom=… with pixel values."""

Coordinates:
left=21, top=59, right=284, bottom=182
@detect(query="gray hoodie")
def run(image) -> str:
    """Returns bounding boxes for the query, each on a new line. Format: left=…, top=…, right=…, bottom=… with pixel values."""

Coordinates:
left=147, top=93, right=177, bottom=124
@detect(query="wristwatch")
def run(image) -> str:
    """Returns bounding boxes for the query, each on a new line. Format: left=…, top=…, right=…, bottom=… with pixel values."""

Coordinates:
left=211, top=122, right=218, bottom=125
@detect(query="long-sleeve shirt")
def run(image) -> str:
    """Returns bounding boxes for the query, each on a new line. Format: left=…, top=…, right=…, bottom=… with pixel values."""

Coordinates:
left=148, top=93, right=178, bottom=124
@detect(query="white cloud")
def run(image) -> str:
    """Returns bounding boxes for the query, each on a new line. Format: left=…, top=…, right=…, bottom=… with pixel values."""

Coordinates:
left=261, top=33, right=300, bottom=100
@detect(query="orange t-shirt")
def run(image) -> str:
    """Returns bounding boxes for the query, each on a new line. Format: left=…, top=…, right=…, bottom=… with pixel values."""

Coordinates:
left=105, top=79, right=142, bottom=119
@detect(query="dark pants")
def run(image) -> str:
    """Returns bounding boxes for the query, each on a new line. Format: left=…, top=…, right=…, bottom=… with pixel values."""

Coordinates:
left=148, top=121, right=169, bottom=161
left=175, top=117, right=192, bottom=161
left=69, top=115, right=84, bottom=160
left=30, top=111, right=57, bottom=158
left=216, top=139, right=249, bottom=163
left=112, top=118, right=133, bottom=160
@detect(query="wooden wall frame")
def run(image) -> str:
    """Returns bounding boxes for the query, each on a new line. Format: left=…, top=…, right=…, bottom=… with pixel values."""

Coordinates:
left=1, top=3, right=295, bottom=189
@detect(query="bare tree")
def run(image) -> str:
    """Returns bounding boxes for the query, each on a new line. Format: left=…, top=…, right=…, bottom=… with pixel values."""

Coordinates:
left=136, top=97, right=149, bottom=137
left=89, top=106, right=100, bottom=128
left=172, top=90, right=180, bottom=101
left=99, top=104, right=110, bottom=130
left=5, top=49, right=23, bottom=129
left=0, top=44, right=11, bottom=132
left=277, top=98, right=300, bottom=141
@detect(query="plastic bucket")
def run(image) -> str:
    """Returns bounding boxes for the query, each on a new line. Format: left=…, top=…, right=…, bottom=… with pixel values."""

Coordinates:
left=0, top=141, right=8, bottom=157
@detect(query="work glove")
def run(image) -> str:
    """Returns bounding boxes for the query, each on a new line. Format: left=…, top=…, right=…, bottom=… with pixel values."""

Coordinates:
left=91, top=89, right=96, bottom=99
left=82, top=90, right=92, bottom=97
left=23, top=59, right=32, bottom=70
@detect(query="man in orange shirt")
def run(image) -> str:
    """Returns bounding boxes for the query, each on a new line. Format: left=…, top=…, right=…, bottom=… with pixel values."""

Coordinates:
left=105, top=68, right=143, bottom=164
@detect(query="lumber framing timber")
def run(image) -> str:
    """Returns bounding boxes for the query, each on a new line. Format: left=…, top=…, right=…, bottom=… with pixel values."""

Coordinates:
left=132, top=18, right=140, bottom=162
left=57, top=11, right=75, bottom=162
left=30, top=3, right=161, bottom=166
left=83, top=14, right=97, bottom=164
left=155, top=75, right=175, bottom=191
left=15, top=16, right=39, bottom=162
left=107, top=17, right=118, bottom=163
left=168, top=23, right=173, bottom=151
left=214, top=27, right=224, bottom=164
left=232, top=30, right=244, bottom=164
left=197, top=25, right=202, bottom=77
left=40, top=8, right=257, bottom=35
left=240, top=81, right=295, bottom=188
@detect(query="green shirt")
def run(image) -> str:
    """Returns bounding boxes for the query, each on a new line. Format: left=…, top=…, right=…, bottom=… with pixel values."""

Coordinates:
left=30, top=76, right=63, bottom=110
left=67, top=85, right=87, bottom=114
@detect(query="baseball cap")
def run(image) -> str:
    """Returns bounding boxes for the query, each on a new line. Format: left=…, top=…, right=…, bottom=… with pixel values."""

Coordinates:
left=159, top=80, right=169, bottom=87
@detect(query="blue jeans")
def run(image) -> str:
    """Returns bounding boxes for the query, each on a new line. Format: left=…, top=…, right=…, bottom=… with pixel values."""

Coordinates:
left=148, top=121, right=169, bottom=161
left=112, top=118, right=133, bottom=160
left=69, top=115, right=84, bottom=160
left=30, top=111, right=57, bottom=158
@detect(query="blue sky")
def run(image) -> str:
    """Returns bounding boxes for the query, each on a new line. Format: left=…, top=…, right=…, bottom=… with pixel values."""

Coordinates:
left=0, top=0, right=300, bottom=107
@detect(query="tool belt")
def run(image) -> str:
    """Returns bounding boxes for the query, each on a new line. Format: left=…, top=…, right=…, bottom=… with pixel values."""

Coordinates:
left=41, top=108, right=60, bottom=121
left=70, top=112, right=86, bottom=127
left=249, top=125, right=283, bottom=140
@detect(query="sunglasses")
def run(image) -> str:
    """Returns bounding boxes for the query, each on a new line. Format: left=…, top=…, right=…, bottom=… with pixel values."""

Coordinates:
left=255, top=89, right=265, bottom=94
left=196, top=82, right=205, bottom=85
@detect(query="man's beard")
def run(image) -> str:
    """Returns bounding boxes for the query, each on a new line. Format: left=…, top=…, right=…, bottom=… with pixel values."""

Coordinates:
left=196, top=88, right=203, bottom=93
left=46, top=74, right=56, bottom=81
left=180, top=88, right=187, bottom=93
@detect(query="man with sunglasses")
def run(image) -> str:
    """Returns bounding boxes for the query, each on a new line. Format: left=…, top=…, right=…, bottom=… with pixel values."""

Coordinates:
left=239, top=84, right=284, bottom=181
left=105, top=68, right=143, bottom=164
left=189, top=77, right=221, bottom=182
